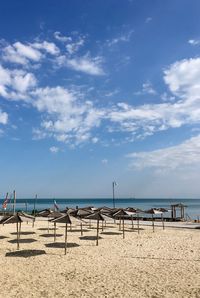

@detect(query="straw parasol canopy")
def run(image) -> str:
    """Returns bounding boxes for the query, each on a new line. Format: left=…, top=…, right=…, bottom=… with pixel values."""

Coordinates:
left=38, top=208, right=54, bottom=217
left=51, top=214, right=72, bottom=255
left=0, top=213, right=34, bottom=250
left=69, top=208, right=93, bottom=234
left=145, top=208, right=163, bottom=232
left=48, top=211, right=64, bottom=241
left=85, top=212, right=104, bottom=246
left=18, top=211, right=36, bottom=226
left=112, top=209, right=128, bottom=239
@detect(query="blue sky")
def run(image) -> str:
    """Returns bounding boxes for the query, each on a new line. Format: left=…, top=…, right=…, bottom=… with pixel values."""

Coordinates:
left=0, top=0, right=200, bottom=198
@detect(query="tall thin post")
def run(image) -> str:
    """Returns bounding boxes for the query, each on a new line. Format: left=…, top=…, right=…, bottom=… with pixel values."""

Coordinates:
left=137, top=213, right=140, bottom=234
left=123, top=217, right=125, bottom=239
left=25, top=201, right=28, bottom=224
left=96, top=220, right=99, bottom=246
left=54, top=222, right=56, bottom=242
left=16, top=222, right=19, bottom=250
left=19, top=221, right=21, bottom=239
left=34, top=194, right=37, bottom=217
left=112, top=181, right=117, bottom=208
left=131, top=215, right=134, bottom=230
left=65, top=223, right=68, bottom=255
left=152, top=214, right=155, bottom=232
left=80, top=222, right=83, bottom=236
left=13, top=190, right=16, bottom=215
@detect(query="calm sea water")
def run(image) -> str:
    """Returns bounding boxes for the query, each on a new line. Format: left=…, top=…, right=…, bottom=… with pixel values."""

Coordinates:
left=1, top=198, right=200, bottom=219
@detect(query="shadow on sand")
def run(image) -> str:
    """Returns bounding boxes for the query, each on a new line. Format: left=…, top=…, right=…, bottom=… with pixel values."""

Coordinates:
left=79, top=235, right=102, bottom=241
left=8, top=238, right=37, bottom=244
left=5, top=249, right=46, bottom=258
left=0, top=236, right=8, bottom=239
left=45, top=242, right=79, bottom=248
left=100, top=231, right=122, bottom=235
left=39, top=233, right=63, bottom=238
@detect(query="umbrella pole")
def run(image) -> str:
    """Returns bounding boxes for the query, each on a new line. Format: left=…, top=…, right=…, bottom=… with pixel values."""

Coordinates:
left=80, top=222, right=83, bottom=236
left=137, top=214, right=140, bottom=234
left=89, top=219, right=91, bottom=228
left=48, top=220, right=49, bottom=234
left=119, top=217, right=121, bottom=231
left=123, top=217, right=125, bottom=239
left=54, top=222, right=56, bottom=242
left=131, top=216, right=134, bottom=230
left=16, top=222, right=19, bottom=250
left=70, top=223, right=72, bottom=231
left=162, top=213, right=165, bottom=230
left=102, top=220, right=104, bottom=231
left=96, top=220, right=99, bottom=246
left=19, top=222, right=21, bottom=239
left=65, top=223, right=68, bottom=255
left=152, top=215, right=155, bottom=232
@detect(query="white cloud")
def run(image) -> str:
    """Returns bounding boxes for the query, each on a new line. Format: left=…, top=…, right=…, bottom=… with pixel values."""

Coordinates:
left=0, top=109, right=8, bottom=124
left=31, top=86, right=105, bottom=144
left=54, top=31, right=72, bottom=43
left=164, top=57, right=200, bottom=96
left=107, top=57, right=200, bottom=137
left=92, top=137, right=99, bottom=143
left=56, top=54, right=104, bottom=75
left=32, top=41, right=60, bottom=55
left=0, top=65, right=37, bottom=100
left=135, top=81, right=157, bottom=95
left=2, top=35, right=200, bottom=147
left=127, top=134, right=200, bottom=171
left=188, top=39, right=200, bottom=46
left=2, top=40, right=59, bottom=66
left=49, top=146, right=59, bottom=153
left=66, top=37, right=85, bottom=55
left=107, top=30, right=134, bottom=47
left=2, top=42, right=42, bottom=65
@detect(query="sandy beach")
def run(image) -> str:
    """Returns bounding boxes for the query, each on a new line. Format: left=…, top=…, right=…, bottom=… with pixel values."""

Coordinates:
left=0, top=219, right=199, bottom=298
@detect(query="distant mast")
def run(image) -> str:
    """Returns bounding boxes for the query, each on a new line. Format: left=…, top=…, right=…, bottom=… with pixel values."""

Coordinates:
left=13, top=190, right=16, bottom=214
left=112, top=181, right=117, bottom=208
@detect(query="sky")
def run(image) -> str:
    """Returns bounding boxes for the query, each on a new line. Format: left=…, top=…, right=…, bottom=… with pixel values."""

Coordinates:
left=0, top=0, right=200, bottom=198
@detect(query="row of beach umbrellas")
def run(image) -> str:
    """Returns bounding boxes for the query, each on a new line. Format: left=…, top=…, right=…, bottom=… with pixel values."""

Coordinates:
left=0, top=206, right=169, bottom=254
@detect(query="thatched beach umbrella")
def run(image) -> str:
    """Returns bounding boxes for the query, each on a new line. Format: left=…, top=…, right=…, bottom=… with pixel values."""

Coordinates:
left=112, top=209, right=128, bottom=239
left=38, top=208, right=54, bottom=217
left=85, top=212, right=104, bottom=246
left=18, top=211, right=36, bottom=227
left=145, top=208, right=162, bottom=232
left=51, top=214, right=72, bottom=255
left=48, top=211, right=64, bottom=242
left=0, top=213, right=34, bottom=250
left=126, top=207, right=138, bottom=230
left=70, top=208, right=92, bottom=235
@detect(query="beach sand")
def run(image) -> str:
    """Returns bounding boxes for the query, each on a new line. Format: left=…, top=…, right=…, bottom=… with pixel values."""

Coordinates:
left=0, top=219, right=199, bottom=298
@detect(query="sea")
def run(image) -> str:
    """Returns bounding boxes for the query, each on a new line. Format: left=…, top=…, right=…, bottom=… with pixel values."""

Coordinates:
left=1, top=198, right=200, bottom=220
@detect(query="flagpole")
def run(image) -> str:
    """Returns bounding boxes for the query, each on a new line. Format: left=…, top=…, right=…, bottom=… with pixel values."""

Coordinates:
left=34, top=194, right=37, bottom=217
left=112, top=181, right=117, bottom=208
left=13, top=190, right=16, bottom=215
